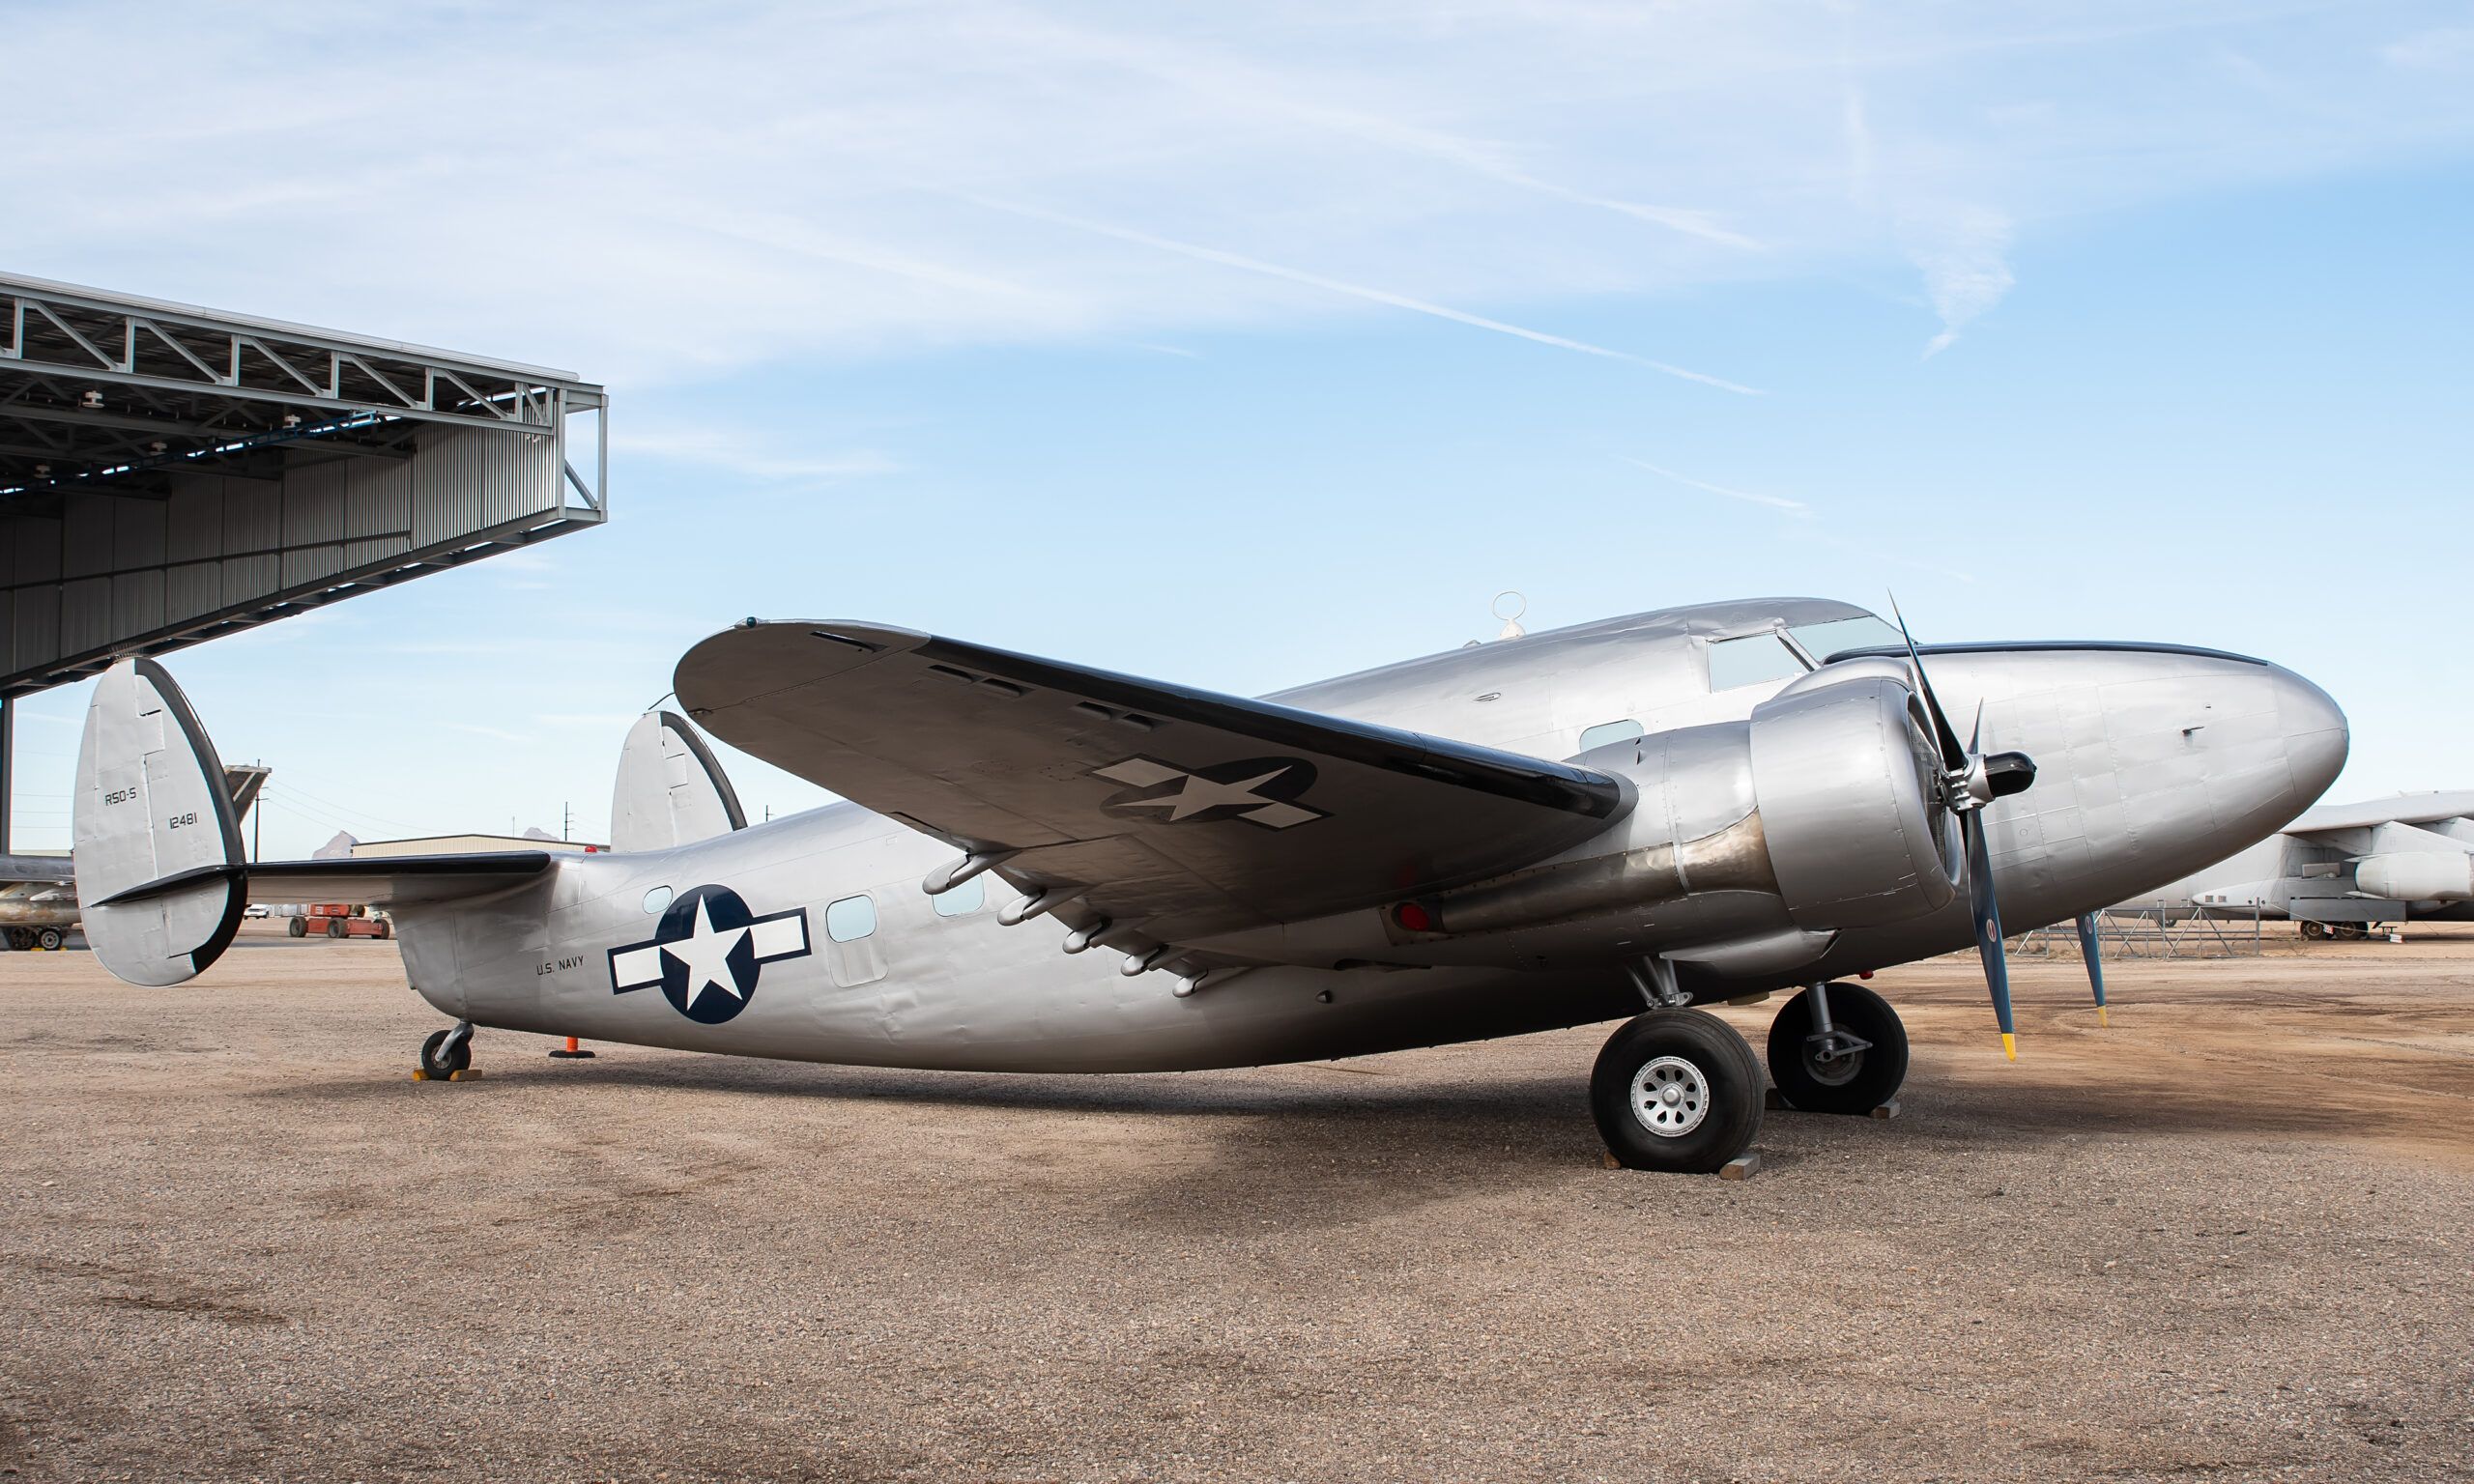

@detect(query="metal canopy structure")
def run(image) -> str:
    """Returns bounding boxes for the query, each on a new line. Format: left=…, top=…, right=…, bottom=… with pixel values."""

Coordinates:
left=0, top=271, right=609, bottom=850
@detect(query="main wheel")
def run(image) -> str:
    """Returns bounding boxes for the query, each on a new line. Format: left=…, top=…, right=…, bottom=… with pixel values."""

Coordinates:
left=2300, top=920, right=2326, bottom=941
left=288, top=917, right=306, bottom=937
left=419, top=1026, right=473, bottom=1076
left=6, top=928, right=30, bottom=952
left=1590, top=1009, right=1764, bottom=1173
left=36, top=928, right=63, bottom=952
left=1767, top=982, right=1909, bottom=1115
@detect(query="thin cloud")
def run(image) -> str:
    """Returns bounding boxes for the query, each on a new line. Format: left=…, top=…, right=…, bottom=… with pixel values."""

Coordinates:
left=1621, top=457, right=1809, bottom=513
left=614, top=428, right=904, bottom=483
left=966, top=197, right=1764, bottom=395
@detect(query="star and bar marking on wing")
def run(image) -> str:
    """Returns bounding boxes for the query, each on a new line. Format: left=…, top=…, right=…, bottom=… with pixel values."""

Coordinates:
left=608, top=884, right=811, bottom=1025
left=1090, top=756, right=1328, bottom=830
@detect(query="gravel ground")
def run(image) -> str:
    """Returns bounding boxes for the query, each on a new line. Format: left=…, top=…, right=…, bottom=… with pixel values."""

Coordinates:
left=4, top=922, right=2472, bottom=1483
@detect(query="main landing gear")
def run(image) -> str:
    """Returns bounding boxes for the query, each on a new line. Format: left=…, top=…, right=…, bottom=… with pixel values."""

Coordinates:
left=1590, top=1009, right=1766, bottom=1173
left=1590, top=981, right=1913, bottom=1172
left=416, top=1020, right=476, bottom=1081
left=1766, top=981, right=1909, bottom=1116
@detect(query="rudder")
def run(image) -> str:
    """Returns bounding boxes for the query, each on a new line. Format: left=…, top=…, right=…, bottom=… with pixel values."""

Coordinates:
left=72, top=659, right=245, bottom=985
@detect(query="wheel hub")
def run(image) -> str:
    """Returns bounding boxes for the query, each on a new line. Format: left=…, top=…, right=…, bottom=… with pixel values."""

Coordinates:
left=1627, top=1055, right=1710, bottom=1138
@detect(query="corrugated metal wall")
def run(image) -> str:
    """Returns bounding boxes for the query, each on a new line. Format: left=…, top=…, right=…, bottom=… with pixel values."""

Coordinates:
left=0, top=426, right=561, bottom=682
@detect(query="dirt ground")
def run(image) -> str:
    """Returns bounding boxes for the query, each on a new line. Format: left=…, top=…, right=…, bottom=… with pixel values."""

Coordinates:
left=4, top=922, right=2472, bottom=1483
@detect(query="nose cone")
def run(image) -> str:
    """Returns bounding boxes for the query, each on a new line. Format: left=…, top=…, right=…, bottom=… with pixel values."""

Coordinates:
left=2269, top=663, right=2348, bottom=814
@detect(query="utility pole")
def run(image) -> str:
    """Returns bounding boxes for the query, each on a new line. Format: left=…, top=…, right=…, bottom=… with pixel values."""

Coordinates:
left=562, top=801, right=573, bottom=842
left=252, top=760, right=262, bottom=863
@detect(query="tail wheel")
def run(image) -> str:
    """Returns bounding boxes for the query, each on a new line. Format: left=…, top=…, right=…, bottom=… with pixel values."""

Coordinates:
left=419, top=1026, right=473, bottom=1076
left=36, top=928, right=64, bottom=952
left=1767, top=982, right=1909, bottom=1115
left=1590, top=1009, right=1764, bottom=1173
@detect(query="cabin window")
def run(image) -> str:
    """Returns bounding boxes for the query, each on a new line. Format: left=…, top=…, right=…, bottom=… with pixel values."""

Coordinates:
left=642, top=885, right=673, bottom=915
left=1785, top=615, right=1905, bottom=664
left=934, top=877, right=986, bottom=918
left=1706, top=633, right=1803, bottom=692
left=825, top=894, right=877, bottom=942
left=1577, top=719, right=1644, bottom=753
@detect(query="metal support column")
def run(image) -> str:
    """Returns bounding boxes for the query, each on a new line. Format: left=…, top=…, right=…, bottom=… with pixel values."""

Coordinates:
left=0, top=696, right=14, bottom=856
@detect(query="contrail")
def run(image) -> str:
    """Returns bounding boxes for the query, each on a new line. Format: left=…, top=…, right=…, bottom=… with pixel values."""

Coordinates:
left=964, top=197, right=1764, bottom=395
left=1620, top=457, right=1808, bottom=511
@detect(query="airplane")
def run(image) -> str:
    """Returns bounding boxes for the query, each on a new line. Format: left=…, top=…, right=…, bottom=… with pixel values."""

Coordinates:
left=0, top=765, right=267, bottom=951
left=66, top=597, right=2346, bottom=1174
left=2124, top=789, right=2474, bottom=938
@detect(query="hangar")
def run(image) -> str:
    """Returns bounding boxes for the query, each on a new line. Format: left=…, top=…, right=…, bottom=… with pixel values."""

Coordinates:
left=0, top=271, right=608, bottom=852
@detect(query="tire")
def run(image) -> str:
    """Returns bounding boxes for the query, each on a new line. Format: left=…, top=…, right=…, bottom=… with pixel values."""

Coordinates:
left=419, top=1027, right=473, bottom=1076
left=288, top=917, right=306, bottom=938
left=327, top=919, right=347, bottom=938
left=2300, top=920, right=2325, bottom=941
left=1767, top=982, right=1909, bottom=1115
left=375, top=922, right=392, bottom=940
left=36, top=928, right=63, bottom=952
left=6, top=928, right=29, bottom=952
left=1590, top=1009, right=1764, bottom=1173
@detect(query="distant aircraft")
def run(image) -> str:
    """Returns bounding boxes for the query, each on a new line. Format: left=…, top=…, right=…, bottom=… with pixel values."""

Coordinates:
left=2126, top=789, right=2474, bottom=938
left=68, top=598, right=2345, bottom=1173
left=0, top=765, right=267, bottom=951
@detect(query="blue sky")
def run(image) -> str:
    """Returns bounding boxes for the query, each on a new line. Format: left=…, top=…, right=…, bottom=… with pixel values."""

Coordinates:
left=4, top=1, right=2469, bottom=856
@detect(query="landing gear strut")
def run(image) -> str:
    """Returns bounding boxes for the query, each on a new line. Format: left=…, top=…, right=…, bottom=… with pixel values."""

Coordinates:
left=1767, top=982, right=1908, bottom=1116
left=417, top=1021, right=475, bottom=1080
left=1590, top=1008, right=1765, bottom=1173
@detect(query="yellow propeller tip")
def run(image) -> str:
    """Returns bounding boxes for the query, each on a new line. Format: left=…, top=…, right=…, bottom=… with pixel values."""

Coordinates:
left=2096, top=1006, right=2109, bottom=1027
left=2000, top=1032, right=2017, bottom=1062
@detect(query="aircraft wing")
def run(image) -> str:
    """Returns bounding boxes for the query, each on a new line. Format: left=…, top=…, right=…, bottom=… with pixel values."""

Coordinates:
left=676, top=621, right=1631, bottom=949
left=2282, top=789, right=2474, bottom=840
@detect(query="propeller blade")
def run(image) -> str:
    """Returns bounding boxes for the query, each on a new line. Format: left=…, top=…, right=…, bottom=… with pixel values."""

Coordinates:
left=2075, top=911, right=2109, bottom=1025
left=1965, top=810, right=2016, bottom=1060
left=1888, top=595, right=1968, bottom=772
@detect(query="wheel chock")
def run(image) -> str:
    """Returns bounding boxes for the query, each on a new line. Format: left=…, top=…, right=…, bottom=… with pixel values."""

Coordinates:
left=1718, top=1154, right=1761, bottom=1181
left=1764, top=1087, right=1786, bottom=1111
left=1869, top=1099, right=1900, bottom=1121
left=446, top=1069, right=480, bottom=1081
left=412, top=1069, right=433, bottom=1082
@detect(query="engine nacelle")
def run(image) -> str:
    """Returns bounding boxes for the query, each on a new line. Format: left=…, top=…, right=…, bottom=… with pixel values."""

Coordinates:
left=1749, top=671, right=1960, bottom=930
left=1407, top=670, right=1963, bottom=938
left=2354, top=851, right=2474, bottom=903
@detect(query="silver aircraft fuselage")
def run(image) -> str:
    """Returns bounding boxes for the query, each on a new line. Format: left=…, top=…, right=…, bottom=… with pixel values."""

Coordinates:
left=396, top=599, right=2346, bottom=1072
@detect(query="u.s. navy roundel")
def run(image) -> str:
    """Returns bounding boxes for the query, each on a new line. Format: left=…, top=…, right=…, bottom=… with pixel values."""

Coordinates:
left=607, top=885, right=811, bottom=1025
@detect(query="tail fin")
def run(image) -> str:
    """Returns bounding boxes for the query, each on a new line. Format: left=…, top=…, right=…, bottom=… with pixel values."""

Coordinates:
left=610, top=711, right=746, bottom=852
left=72, top=659, right=245, bottom=985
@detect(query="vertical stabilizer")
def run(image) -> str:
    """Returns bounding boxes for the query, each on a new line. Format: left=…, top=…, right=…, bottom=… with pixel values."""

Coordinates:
left=72, top=659, right=245, bottom=985
left=610, top=711, right=747, bottom=853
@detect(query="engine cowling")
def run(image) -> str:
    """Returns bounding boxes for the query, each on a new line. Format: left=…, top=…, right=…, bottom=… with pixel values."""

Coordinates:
left=1749, top=671, right=1961, bottom=930
left=2354, top=851, right=2474, bottom=903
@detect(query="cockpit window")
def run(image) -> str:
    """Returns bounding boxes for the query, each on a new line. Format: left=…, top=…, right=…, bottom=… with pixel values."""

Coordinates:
left=1787, top=615, right=1905, bottom=663
left=1707, top=633, right=1804, bottom=692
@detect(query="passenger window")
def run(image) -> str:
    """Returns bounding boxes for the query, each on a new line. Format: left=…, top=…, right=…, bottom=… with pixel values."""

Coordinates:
left=1577, top=719, right=1644, bottom=753
left=1706, top=633, right=1803, bottom=692
left=933, top=877, right=985, bottom=918
left=643, top=886, right=673, bottom=914
left=825, top=895, right=877, bottom=942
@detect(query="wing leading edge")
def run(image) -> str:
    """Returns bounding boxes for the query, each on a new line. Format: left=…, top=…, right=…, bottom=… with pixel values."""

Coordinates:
left=675, top=621, right=1630, bottom=949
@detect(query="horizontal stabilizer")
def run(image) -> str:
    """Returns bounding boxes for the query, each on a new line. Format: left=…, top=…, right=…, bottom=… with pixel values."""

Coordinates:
left=93, top=851, right=557, bottom=909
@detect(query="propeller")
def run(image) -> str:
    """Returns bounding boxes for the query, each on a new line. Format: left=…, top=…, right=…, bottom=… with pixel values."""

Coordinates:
left=1889, top=598, right=2038, bottom=1060
left=2074, top=912, right=2108, bottom=1025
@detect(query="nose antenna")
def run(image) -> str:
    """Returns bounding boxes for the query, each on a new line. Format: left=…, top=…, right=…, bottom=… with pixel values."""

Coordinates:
left=1492, top=590, right=1528, bottom=642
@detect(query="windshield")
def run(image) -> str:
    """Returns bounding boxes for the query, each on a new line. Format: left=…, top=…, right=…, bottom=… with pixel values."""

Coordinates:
left=1787, top=614, right=1905, bottom=663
